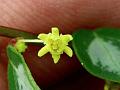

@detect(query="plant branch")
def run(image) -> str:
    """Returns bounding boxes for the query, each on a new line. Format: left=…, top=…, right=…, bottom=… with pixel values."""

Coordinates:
left=0, top=26, right=37, bottom=39
left=104, top=81, right=120, bottom=90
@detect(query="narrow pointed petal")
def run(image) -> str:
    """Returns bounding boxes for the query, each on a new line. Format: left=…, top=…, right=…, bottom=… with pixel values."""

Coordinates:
left=64, top=46, right=73, bottom=57
left=38, top=46, right=49, bottom=57
left=60, top=34, right=73, bottom=45
left=52, top=27, right=59, bottom=36
left=38, top=34, right=48, bottom=41
left=52, top=54, right=60, bottom=64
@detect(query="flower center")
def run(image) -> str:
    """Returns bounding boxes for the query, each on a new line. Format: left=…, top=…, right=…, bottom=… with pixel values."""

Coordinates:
left=49, top=39, right=62, bottom=53
left=52, top=40, right=60, bottom=49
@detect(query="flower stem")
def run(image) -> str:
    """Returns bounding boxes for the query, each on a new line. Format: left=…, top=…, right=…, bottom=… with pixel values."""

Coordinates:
left=19, top=39, right=44, bottom=43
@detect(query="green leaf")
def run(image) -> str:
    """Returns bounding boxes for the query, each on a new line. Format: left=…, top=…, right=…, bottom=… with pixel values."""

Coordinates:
left=0, top=26, right=37, bottom=39
left=7, top=45, right=41, bottom=90
left=72, top=28, right=120, bottom=83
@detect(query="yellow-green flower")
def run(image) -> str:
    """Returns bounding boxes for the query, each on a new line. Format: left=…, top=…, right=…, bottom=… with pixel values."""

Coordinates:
left=38, top=27, right=73, bottom=63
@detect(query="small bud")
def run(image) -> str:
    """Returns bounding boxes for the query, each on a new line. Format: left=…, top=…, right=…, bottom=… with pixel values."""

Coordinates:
left=14, top=39, right=27, bottom=53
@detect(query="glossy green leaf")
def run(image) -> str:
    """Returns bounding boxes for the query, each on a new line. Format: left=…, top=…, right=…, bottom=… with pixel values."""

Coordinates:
left=7, top=45, right=41, bottom=90
left=72, top=28, right=120, bottom=83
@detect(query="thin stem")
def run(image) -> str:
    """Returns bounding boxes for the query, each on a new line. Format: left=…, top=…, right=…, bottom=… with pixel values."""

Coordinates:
left=104, top=81, right=120, bottom=90
left=19, top=39, right=44, bottom=43
left=0, top=26, right=37, bottom=39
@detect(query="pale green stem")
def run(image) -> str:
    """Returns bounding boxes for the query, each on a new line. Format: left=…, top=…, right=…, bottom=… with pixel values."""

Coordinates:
left=104, top=81, right=120, bottom=90
left=19, top=39, right=44, bottom=43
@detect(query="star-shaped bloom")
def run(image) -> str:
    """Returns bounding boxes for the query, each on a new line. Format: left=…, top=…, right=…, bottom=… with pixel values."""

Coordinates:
left=37, top=27, right=73, bottom=63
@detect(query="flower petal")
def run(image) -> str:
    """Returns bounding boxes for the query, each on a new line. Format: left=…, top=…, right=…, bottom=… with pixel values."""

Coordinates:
left=38, top=34, right=48, bottom=41
left=38, top=46, right=49, bottom=57
left=52, top=54, right=60, bottom=64
left=60, top=34, right=73, bottom=45
left=64, top=46, right=73, bottom=57
left=52, top=27, right=59, bottom=36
